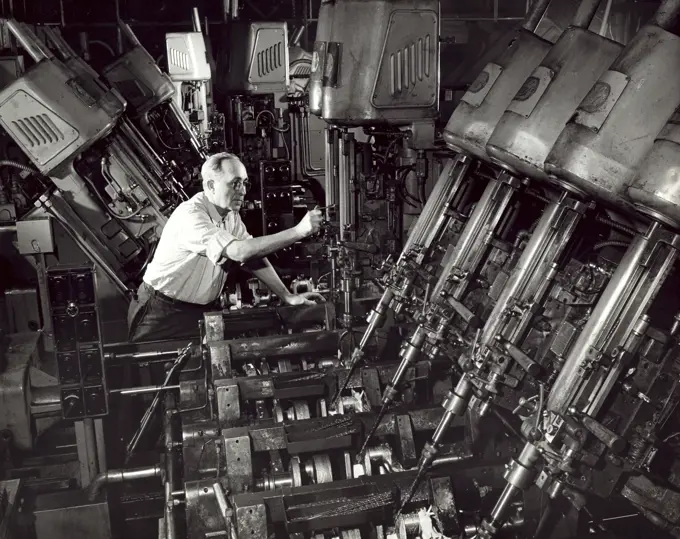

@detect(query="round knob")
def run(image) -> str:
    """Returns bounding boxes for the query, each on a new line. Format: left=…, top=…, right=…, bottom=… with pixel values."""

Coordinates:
left=66, top=302, right=79, bottom=317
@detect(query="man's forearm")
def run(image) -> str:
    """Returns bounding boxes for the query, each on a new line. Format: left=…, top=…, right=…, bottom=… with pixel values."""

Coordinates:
left=225, top=228, right=304, bottom=262
left=246, top=258, right=291, bottom=300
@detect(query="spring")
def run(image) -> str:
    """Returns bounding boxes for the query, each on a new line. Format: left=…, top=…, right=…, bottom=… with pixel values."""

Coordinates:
left=595, top=215, right=637, bottom=236
left=628, top=435, right=647, bottom=462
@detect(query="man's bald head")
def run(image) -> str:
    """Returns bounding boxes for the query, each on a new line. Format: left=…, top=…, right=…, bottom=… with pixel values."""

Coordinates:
left=201, top=153, right=249, bottom=213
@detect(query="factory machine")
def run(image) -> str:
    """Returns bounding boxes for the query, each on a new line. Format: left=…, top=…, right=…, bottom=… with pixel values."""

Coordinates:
left=164, top=8, right=222, bottom=153
left=343, top=0, right=680, bottom=538
left=213, top=15, right=333, bottom=302
left=0, top=19, right=190, bottom=302
left=100, top=20, right=208, bottom=191
left=3, top=0, right=680, bottom=539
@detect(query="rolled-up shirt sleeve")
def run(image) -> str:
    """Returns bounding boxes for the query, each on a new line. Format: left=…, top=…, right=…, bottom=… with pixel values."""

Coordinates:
left=176, top=208, right=242, bottom=266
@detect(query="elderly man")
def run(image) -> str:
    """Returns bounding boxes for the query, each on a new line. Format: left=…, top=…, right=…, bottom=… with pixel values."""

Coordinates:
left=128, top=152, right=325, bottom=342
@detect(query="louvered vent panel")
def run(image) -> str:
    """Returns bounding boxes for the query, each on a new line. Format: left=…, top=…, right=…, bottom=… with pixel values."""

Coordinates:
left=169, top=48, right=190, bottom=71
left=389, top=35, right=432, bottom=96
left=12, top=114, right=65, bottom=148
left=257, top=42, right=283, bottom=77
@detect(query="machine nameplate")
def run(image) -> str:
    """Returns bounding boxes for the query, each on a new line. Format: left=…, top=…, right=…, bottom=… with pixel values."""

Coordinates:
left=507, top=65, right=554, bottom=118
left=574, top=70, right=630, bottom=132
left=311, top=41, right=327, bottom=80
left=322, top=41, right=341, bottom=88
left=16, top=218, right=54, bottom=254
left=461, top=62, right=503, bottom=108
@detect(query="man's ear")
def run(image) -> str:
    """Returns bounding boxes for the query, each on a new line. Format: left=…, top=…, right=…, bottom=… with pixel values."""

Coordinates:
left=207, top=180, right=214, bottom=192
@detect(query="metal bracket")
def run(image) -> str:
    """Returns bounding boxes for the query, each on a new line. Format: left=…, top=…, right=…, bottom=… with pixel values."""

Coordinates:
left=204, top=312, right=225, bottom=343
left=235, top=504, right=267, bottom=539
left=214, top=379, right=240, bottom=427
left=223, top=434, right=253, bottom=494
left=210, top=342, right=232, bottom=379
left=361, top=367, right=381, bottom=408
left=395, top=414, right=416, bottom=468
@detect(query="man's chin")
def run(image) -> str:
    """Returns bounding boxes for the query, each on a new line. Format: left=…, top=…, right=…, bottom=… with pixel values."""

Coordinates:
left=231, top=202, right=243, bottom=211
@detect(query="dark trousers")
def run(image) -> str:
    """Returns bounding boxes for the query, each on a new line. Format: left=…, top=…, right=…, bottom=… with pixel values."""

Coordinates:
left=127, top=283, right=216, bottom=343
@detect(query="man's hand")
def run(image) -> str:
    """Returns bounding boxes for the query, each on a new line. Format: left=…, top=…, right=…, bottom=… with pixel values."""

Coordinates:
left=295, top=206, right=324, bottom=238
left=283, top=291, right=326, bottom=306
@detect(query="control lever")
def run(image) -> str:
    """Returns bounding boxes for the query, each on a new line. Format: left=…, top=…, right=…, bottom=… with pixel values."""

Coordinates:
left=496, top=337, right=541, bottom=377
left=443, top=294, right=481, bottom=328
left=125, top=343, right=193, bottom=463
left=569, top=408, right=627, bottom=453
left=213, top=482, right=236, bottom=539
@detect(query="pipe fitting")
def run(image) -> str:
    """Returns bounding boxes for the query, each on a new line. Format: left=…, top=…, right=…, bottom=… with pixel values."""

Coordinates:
left=87, top=464, right=162, bottom=501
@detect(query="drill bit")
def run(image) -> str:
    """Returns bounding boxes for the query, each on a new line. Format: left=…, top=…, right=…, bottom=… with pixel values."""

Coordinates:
left=330, top=347, right=363, bottom=409
left=332, top=293, right=392, bottom=408
left=398, top=442, right=438, bottom=514
left=357, top=401, right=389, bottom=462
left=398, top=469, right=425, bottom=517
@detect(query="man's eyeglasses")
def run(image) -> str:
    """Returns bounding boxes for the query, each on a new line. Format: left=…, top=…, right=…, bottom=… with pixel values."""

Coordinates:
left=230, top=178, right=251, bottom=191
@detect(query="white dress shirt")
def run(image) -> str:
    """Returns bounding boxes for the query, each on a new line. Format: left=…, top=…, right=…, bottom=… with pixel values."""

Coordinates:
left=143, top=192, right=252, bottom=305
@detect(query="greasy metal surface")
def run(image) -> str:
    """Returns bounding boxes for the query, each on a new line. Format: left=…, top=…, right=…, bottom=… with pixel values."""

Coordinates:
left=622, top=474, right=680, bottom=524
left=443, top=29, right=552, bottom=160
left=544, top=24, right=680, bottom=209
left=235, top=504, right=268, bottom=539
left=221, top=330, right=340, bottom=362
left=486, top=27, right=621, bottom=182
left=219, top=406, right=446, bottom=453
left=231, top=466, right=506, bottom=523
left=203, top=312, right=225, bottom=343
left=395, top=414, right=417, bottom=467
left=33, top=490, right=112, bottom=539
left=318, top=0, right=439, bottom=125
left=0, top=333, right=41, bottom=451
left=185, top=479, right=225, bottom=538
left=214, top=379, right=240, bottom=427
left=209, top=342, right=232, bottom=379
left=181, top=421, right=220, bottom=481
left=430, top=477, right=461, bottom=535
left=223, top=434, right=252, bottom=493
left=628, top=112, right=680, bottom=230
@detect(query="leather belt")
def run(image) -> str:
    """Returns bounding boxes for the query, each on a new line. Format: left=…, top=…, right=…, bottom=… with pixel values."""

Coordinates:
left=142, top=282, right=208, bottom=309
